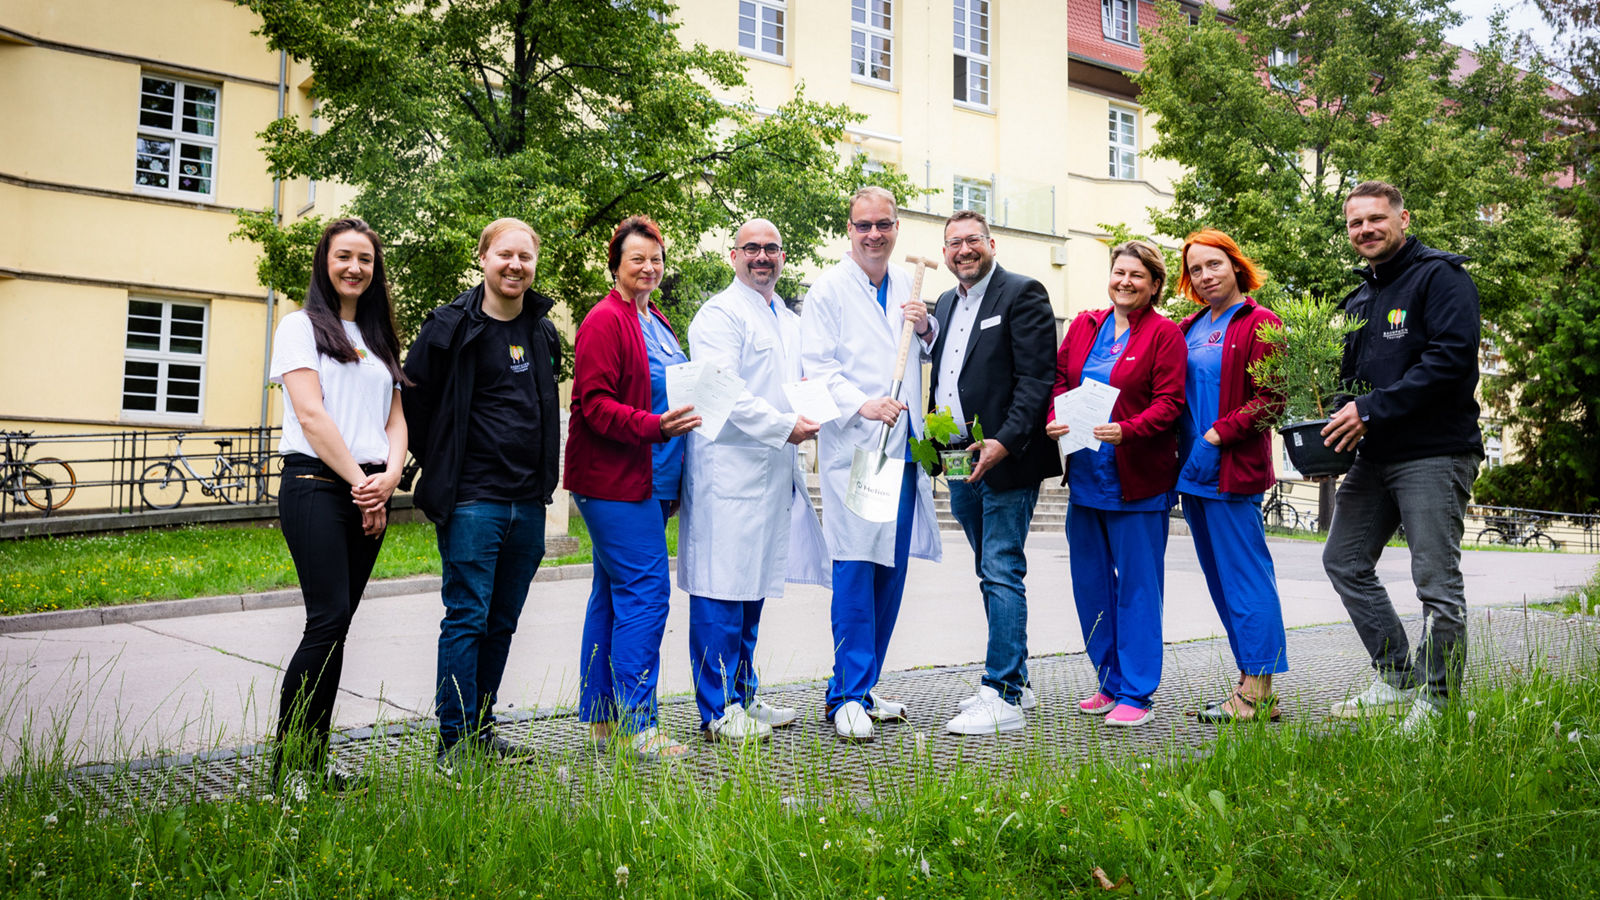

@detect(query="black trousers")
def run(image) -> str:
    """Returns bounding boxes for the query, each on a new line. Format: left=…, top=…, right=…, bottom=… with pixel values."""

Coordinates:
left=275, top=455, right=385, bottom=766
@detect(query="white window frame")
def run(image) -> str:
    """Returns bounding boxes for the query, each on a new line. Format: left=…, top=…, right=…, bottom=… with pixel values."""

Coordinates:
left=134, top=73, right=220, bottom=199
left=1479, top=336, right=1505, bottom=376
left=1102, top=0, right=1138, bottom=46
left=851, top=0, right=894, bottom=85
left=738, top=0, right=787, bottom=62
left=122, top=297, right=208, bottom=421
left=1268, top=46, right=1300, bottom=92
left=952, top=177, right=992, bottom=217
left=1108, top=105, right=1139, bottom=180
left=954, top=0, right=991, bottom=109
left=1483, top=424, right=1504, bottom=468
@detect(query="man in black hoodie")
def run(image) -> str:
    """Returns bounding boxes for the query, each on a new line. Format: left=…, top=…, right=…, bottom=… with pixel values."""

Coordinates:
left=1321, top=181, right=1484, bottom=732
left=403, top=218, right=561, bottom=768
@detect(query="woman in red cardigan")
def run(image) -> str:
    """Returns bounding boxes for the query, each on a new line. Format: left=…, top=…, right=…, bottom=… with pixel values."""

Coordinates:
left=1045, top=240, right=1186, bottom=727
left=566, top=216, right=700, bottom=760
left=1175, top=229, right=1287, bottom=724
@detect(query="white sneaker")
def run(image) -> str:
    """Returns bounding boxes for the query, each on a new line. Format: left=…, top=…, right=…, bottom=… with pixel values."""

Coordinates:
left=1396, top=697, right=1441, bottom=736
left=1330, top=676, right=1416, bottom=719
left=745, top=697, right=797, bottom=728
left=706, top=704, right=772, bottom=743
left=867, top=690, right=908, bottom=722
left=834, top=700, right=875, bottom=741
left=945, top=686, right=1026, bottom=735
left=960, top=685, right=1036, bottom=711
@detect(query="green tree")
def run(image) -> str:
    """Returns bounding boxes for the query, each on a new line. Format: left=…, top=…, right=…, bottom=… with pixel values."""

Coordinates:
left=1134, top=0, right=1572, bottom=325
left=1474, top=0, right=1600, bottom=513
left=232, top=0, right=919, bottom=341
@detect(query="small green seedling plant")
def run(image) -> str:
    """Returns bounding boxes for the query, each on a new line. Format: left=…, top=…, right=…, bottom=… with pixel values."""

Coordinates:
left=910, top=407, right=981, bottom=475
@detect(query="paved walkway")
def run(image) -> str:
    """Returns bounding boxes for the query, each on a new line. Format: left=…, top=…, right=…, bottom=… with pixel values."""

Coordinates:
left=3, top=532, right=1593, bottom=772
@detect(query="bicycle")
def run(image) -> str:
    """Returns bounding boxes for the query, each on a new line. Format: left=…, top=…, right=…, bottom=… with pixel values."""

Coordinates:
left=0, top=431, right=77, bottom=511
left=140, top=433, right=268, bottom=509
left=1261, top=481, right=1301, bottom=532
left=1475, top=514, right=1561, bottom=551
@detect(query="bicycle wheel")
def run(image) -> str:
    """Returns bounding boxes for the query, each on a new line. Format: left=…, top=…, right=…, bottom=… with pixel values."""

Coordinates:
left=211, top=460, right=263, bottom=505
left=1475, top=527, right=1509, bottom=546
left=140, top=462, right=188, bottom=509
left=21, top=458, right=77, bottom=510
left=1526, top=532, right=1560, bottom=551
left=1263, top=501, right=1298, bottom=532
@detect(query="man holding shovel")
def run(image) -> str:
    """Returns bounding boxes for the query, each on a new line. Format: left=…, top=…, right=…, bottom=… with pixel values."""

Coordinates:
left=927, top=210, right=1060, bottom=735
left=800, top=186, right=944, bottom=741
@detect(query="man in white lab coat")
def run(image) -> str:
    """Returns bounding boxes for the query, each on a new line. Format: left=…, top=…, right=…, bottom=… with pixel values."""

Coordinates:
left=800, top=186, right=943, bottom=741
left=678, top=219, right=831, bottom=742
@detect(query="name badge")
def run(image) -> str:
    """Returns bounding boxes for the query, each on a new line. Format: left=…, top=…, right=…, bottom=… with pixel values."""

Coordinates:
left=980, top=315, right=1002, bottom=330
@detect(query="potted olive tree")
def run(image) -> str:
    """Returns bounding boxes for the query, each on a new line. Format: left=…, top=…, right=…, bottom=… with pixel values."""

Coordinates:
left=1248, top=291, right=1366, bottom=478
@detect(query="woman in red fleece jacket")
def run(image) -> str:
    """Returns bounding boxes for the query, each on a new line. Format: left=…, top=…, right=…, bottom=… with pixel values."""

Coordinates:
left=566, top=216, right=700, bottom=760
left=1174, top=229, right=1287, bottom=724
left=1045, top=240, right=1186, bottom=728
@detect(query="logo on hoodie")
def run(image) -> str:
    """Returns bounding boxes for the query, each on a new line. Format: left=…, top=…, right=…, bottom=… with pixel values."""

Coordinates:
left=508, top=344, right=529, bottom=373
left=1383, top=308, right=1408, bottom=341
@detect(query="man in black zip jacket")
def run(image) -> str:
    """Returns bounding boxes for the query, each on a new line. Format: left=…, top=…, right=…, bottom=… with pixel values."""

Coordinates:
left=1320, top=181, right=1484, bottom=732
left=403, top=218, right=560, bottom=768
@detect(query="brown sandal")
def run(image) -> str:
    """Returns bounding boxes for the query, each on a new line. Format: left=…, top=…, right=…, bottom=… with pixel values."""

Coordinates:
left=1196, top=690, right=1281, bottom=724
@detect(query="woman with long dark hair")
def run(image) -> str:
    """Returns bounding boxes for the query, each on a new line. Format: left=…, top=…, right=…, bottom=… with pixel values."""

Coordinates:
left=269, top=217, right=409, bottom=788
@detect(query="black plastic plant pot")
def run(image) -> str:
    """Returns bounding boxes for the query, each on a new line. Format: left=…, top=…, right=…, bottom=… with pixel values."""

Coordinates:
left=1279, top=420, right=1357, bottom=478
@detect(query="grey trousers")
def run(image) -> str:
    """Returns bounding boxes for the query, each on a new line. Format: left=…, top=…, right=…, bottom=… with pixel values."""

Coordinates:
left=1322, top=452, right=1478, bottom=707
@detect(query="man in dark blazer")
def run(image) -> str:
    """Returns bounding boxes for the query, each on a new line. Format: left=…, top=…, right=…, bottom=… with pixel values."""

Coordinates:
left=928, top=210, right=1062, bottom=736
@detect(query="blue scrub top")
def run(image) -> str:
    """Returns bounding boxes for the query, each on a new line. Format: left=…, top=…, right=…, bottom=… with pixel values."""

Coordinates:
left=1178, top=303, right=1260, bottom=502
left=1068, top=314, right=1170, bottom=513
left=640, top=311, right=687, bottom=500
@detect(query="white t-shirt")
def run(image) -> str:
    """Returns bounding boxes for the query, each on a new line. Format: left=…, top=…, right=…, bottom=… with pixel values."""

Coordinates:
left=269, top=310, right=397, bottom=464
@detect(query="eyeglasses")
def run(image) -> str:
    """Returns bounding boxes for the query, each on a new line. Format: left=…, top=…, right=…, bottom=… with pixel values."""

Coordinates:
left=738, top=243, right=784, bottom=257
left=944, top=235, right=990, bottom=249
left=850, top=219, right=897, bottom=233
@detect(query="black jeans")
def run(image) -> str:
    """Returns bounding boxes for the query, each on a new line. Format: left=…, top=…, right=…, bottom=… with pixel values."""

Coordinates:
left=275, top=454, right=385, bottom=769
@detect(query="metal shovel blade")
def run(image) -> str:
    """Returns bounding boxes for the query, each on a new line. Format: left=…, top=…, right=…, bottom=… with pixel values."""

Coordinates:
left=844, top=442, right=903, bottom=523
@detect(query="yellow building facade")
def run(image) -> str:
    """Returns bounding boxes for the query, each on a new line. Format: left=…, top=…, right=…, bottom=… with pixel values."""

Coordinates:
left=674, top=0, right=1193, bottom=324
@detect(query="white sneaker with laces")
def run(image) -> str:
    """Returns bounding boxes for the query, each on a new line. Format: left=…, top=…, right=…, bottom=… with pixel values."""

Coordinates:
left=706, top=704, right=773, bottom=742
left=1330, top=676, right=1416, bottom=719
left=960, top=685, right=1036, bottom=711
left=945, top=686, right=1026, bottom=735
left=1396, top=697, right=1441, bottom=735
left=834, top=700, right=875, bottom=741
left=744, top=697, right=797, bottom=728
left=867, top=690, right=908, bottom=722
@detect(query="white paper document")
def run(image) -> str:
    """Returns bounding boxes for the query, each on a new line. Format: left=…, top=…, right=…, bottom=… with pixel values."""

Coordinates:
left=781, top=380, right=841, bottom=424
left=665, top=360, right=746, bottom=440
left=1054, top=379, right=1120, bottom=456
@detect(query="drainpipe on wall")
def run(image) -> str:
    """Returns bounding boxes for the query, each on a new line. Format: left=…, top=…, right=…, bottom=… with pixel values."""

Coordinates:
left=259, top=50, right=288, bottom=430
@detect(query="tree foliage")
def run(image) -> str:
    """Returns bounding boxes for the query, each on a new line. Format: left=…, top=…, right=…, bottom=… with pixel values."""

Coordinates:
left=1474, top=0, right=1600, bottom=513
left=233, top=0, right=919, bottom=340
left=1135, top=0, right=1572, bottom=325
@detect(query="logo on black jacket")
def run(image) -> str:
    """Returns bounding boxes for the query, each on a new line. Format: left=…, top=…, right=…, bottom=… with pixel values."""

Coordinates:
left=1382, top=308, right=1408, bottom=341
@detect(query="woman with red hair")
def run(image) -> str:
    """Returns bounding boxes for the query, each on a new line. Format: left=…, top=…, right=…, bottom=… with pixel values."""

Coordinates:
left=1175, top=229, right=1287, bottom=723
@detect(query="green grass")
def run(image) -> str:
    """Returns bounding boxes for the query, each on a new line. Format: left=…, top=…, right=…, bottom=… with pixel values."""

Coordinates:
left=0, top=515, right=677, bottom=616
left=3, top=656, right=1599, bottom=898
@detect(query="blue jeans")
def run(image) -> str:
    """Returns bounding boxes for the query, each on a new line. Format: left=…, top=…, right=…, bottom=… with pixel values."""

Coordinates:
left=1067, top=504, right=1168, bottom=709
left=435, top=500, right=546, bottom=750
left=948, top=479, right=1038, bottom=705
left=574, top=495, right=672, bottom=730
left=689, top=596, right=764, bottom=726
left=1323, top=452, right=1477, bottom=708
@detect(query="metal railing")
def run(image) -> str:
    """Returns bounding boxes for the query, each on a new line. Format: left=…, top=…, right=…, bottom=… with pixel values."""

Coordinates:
left=0, top=427, right=281, bottom=523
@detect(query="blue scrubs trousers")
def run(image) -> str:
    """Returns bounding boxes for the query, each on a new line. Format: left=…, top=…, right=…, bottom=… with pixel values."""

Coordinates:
left=688, top=596, right=765, bottom=726
left=825, top=459, right=916, bottom=716
left=574, top=494, right=672, bottom=730
left=1182, top=495, right=1288, bottom=675
left=1067, top=503, right=1168, bottom=710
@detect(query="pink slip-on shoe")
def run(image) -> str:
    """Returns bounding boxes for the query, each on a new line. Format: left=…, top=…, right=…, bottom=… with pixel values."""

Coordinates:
left=1104, top=704, right=1154, bottom=727
left=1077, top=692, right=1115, bottom=715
